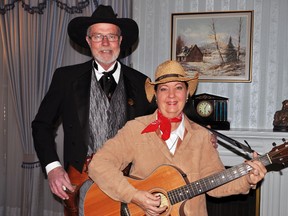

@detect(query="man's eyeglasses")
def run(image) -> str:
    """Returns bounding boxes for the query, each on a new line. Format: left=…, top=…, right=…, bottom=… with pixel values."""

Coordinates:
left=88, top=34, right=120, bottom=42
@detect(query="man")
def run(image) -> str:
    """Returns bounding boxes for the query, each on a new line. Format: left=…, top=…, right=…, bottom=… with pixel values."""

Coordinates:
left=32, top=5, right=155, bottom=215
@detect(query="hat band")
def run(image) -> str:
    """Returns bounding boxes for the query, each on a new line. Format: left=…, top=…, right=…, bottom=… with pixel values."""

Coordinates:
left=155, top=74, right=184, bottom=82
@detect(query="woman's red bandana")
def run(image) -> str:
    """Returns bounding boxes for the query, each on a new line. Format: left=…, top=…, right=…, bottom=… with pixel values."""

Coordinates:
left=141, top=110, right=182, bottom=141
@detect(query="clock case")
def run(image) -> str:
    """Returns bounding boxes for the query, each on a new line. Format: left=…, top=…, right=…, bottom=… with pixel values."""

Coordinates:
left=191, top=93, right=230, bottom=130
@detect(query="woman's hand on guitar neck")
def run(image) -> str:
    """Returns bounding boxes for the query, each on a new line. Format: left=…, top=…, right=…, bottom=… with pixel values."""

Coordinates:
left=245, top=152, right=267, bottom=187
left=131, top=190, right=168, bottom=216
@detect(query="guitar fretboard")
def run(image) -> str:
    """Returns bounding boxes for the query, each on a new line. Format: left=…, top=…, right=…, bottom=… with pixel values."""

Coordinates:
left=168, top=154, right=271, bottom=205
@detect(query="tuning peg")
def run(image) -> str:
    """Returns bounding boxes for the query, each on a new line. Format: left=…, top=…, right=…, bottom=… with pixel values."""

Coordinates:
left=282, top=138, right=286, bottom=142
left=272, top=142, right=277, bottom=146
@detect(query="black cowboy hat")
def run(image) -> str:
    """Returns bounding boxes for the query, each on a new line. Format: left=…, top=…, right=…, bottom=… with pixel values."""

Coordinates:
left=67, top=5, right=139, bottom=50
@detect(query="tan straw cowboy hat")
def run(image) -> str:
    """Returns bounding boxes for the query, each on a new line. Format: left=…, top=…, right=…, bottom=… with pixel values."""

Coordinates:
left=145, top=60, right=199, bottom=102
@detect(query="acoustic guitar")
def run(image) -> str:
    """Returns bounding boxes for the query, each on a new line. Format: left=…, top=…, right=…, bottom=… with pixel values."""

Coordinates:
left=82, top=141, right=288, bottom=216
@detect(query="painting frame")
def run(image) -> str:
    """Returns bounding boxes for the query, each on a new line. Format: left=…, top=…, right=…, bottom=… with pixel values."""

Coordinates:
left=171, top=10, right=254, bottom=82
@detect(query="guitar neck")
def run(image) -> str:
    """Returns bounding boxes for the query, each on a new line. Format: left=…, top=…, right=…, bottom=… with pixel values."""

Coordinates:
left=168, top=154, right=271, bottom=205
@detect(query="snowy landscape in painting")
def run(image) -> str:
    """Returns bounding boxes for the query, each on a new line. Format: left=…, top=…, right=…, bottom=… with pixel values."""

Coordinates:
left=172, top=11, right=253, bottom=82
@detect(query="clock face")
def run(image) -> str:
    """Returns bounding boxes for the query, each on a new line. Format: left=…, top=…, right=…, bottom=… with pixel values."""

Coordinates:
left=196, top=101, right=213, bottom=117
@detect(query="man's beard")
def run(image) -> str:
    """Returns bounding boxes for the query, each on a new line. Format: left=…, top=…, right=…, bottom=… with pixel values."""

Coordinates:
left=93, top=49, right=120, bottom=65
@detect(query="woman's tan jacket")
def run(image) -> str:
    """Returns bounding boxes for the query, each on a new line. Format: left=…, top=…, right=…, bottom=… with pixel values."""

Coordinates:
left=89, top=111, right=252, bottom=216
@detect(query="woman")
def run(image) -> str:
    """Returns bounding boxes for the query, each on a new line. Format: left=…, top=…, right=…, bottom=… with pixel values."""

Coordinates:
left=88, top=60, right=266, bottom=216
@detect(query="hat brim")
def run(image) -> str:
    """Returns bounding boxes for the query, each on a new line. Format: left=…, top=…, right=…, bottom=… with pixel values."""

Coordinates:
left=68, top=17, right=139, bottom=50
left=145, top=73, right=199, bottom=102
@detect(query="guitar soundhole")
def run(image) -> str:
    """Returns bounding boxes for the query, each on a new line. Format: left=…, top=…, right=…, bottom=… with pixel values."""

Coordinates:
left=150, top=188, right=172, bottom=216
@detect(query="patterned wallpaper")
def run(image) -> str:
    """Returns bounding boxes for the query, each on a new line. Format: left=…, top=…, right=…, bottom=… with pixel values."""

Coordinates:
left=131, top=0, right=288, bottom=130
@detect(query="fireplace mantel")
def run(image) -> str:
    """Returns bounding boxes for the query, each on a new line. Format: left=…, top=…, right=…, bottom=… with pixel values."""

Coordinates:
left=217, top=129, right=288, bottom=216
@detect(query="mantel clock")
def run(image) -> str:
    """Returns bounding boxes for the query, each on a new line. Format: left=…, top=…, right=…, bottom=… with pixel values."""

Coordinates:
left=191, top=93, right=230, bottom=130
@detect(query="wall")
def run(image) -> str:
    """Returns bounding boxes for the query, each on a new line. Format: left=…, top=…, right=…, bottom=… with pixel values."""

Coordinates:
left=131, top=0, right=288, bottom=130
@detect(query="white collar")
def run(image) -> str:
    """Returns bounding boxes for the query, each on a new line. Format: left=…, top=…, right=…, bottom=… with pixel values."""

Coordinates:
left=172, top=114, right=185, bottom=140
left=165, top=114, right=185, bottom=154
left=93, top=61, right=120, bottom=83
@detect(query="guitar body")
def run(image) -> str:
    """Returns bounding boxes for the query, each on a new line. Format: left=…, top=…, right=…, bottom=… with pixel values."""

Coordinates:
left=82, top=141, right=288, bottom=215
left=83, top=165, right=189, bottom=216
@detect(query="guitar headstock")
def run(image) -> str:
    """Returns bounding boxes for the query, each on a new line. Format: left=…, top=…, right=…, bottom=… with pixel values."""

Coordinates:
left=268, top=139, right=288, bottom=166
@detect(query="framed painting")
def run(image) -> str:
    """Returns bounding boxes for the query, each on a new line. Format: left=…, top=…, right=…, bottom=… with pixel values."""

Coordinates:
left=171, top=11, right=253, bottom=82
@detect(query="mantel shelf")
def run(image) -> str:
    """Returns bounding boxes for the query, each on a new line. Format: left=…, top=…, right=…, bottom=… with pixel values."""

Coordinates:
left=216, top=128, right=288, bottom=164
